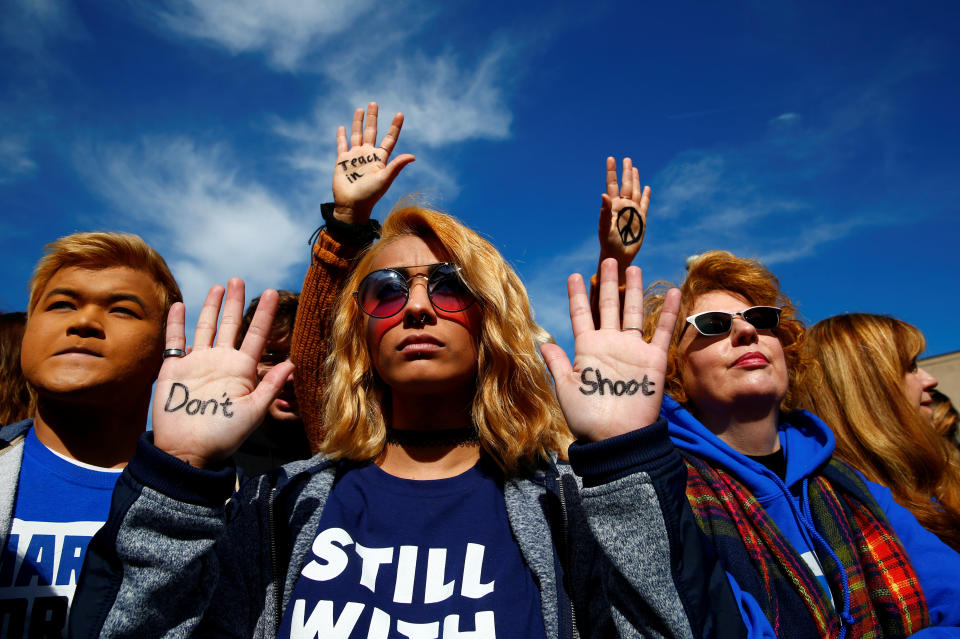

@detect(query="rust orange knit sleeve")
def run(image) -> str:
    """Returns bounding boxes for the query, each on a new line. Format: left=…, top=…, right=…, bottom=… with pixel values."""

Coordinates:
left=291, top=231, right=366, bottom=453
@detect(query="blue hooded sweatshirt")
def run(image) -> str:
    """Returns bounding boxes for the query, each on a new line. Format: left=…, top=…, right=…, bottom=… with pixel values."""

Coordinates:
left=662, top=395, right=960, bottom=638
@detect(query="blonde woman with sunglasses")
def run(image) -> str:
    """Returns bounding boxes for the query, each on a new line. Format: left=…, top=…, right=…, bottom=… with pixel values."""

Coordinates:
left=70, top=105, right=747, bottom=638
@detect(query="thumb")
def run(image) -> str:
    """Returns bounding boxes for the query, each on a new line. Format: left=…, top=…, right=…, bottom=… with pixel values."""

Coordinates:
left=540, top=343, right=573, bottom=385
left=248, top=360, right=295, bottom=411
left=599, top=194, right=613, bottom=236
left=380, top=154, right=416, bottom=189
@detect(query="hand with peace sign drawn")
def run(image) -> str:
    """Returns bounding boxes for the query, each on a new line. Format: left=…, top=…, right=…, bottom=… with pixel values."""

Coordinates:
left=597, top=156, right=651, bottom=275
left=331, top=102, right=416, bottom=225
left=591, top=157, right=651, bottom=324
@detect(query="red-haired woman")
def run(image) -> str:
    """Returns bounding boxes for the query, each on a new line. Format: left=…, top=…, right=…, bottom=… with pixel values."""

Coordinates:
left=594, top=212, right=960, bottom=636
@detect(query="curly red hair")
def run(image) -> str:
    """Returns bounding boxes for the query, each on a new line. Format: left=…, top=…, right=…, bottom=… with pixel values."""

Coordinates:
left=643, top=250, right=811, bottom=411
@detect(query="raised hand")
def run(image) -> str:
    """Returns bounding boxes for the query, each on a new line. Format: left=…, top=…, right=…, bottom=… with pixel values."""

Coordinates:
left=597, top=156, right=651, bottom=276
left=152, top=279, right=295, bottom=469
left=332, top=102, right=416, bottom=224
left=541, top=258, right=679, bottom=442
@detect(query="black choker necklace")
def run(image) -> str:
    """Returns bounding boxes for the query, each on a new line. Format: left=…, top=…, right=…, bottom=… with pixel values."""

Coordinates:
left=385, top=427, right=480, bottom=448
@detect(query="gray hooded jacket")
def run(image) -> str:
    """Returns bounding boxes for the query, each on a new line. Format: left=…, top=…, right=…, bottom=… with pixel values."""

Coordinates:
left=69, top=420, right=744, bottom=639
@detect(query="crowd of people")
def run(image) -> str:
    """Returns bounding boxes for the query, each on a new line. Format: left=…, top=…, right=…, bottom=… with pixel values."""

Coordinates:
left=1, top=102, right=959, bottom=638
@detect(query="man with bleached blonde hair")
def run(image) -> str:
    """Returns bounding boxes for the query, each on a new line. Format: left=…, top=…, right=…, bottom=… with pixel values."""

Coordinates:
left=0, top=231, right=180, bottom=638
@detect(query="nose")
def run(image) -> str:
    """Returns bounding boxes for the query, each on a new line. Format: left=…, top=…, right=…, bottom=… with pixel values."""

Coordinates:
left=918, top=367, right=938, bottom=392
left=402, top=276, right=436, bottom=328
left=729, top=315, right=759, bottom=346
left=67, top=305, right=106, bottom=339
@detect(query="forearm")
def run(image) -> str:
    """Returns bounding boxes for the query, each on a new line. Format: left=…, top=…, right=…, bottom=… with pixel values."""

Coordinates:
left=70, top=434, right=240, bottom=638
left=569, top=421, right=747, bottom=639
left=291, top=212, right=373, bottom=452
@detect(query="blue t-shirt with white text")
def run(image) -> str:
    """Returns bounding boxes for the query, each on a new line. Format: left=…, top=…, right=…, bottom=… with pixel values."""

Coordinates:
left=0, top=428, right=120, bottom=638
left=278, top=459, right=546, bottom=639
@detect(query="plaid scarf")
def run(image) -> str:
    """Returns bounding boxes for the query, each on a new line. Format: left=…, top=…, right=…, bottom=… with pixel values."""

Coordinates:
left=684, top=454, right=928, bottom=638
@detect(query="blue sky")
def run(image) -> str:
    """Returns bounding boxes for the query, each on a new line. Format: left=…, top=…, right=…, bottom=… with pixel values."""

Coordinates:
left=2, top=0, right=959, bottom=360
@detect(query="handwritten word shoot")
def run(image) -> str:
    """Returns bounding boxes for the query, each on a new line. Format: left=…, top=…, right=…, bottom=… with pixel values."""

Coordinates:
left=578, top=367, right=655, bottom=397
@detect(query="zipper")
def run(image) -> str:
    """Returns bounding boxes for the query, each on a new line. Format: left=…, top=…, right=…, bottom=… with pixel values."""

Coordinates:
left=269, top=487, right=282, bottom=634
left=556, top=474, right=580, bottom=639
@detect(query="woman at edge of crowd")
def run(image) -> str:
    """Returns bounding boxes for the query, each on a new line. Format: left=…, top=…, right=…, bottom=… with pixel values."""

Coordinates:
left=69, top=104, right=746, bottom=638
left=629, top=251, right=960, bottom=637
left=793, top=313, right=960, bottom=552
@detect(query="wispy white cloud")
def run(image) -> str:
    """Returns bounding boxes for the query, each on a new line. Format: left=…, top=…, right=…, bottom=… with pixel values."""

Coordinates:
left=273, top=44, right=513, bottom=199
left=346, top=51, right=513, bottom=148
left=637, top=150, right=873, bottom=265
left=0, top=135, right=37, bottom=183
left=770, top=112, right=799, bottom=124
left=75, top=137, right=313, bottom=308
left=0, top=0, right=87, bottom=184
left=138, top=3, right=515, bottom=200
left=655, top=155, right=726, bottom=219
left=144, top=0, right=378, bottom=71
left=1, top=0, right=85, bottom=61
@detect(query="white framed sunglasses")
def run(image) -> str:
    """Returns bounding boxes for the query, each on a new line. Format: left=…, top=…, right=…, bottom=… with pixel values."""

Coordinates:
left=682, top=306, right=782, bottom=337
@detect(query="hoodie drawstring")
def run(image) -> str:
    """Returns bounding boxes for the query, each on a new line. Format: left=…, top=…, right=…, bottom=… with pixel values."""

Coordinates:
left=800, top=479, right=855, bottom=639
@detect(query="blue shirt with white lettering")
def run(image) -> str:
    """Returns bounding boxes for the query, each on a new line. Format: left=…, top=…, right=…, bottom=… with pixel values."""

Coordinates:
left=0, top=427, right=121, bottom=638
left=278, top=459, right=546, bottom=639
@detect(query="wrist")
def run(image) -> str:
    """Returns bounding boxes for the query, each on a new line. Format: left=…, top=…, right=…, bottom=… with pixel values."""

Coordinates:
left=130, top=433, right=237, bottom=505
left=332, top=204, right=372, bottom=225
left=320, top=202, right=381, bottom=248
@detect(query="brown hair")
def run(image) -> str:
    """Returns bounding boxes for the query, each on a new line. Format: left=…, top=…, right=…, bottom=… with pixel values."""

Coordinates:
left=236, top=290, right=300, bottom=346
left=0, top=312, right=34, bottom=425
left=795, top=314, right=960, bottom=551
left=643, top=250, right=810, bottom=411
left=28, top=232, right=182, bottom=317
left=320, top=202, right=571, bottom=472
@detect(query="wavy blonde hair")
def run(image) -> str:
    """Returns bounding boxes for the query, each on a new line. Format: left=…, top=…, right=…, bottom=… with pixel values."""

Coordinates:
left=320, top=203, right=571, bottom=472
left=795, top=314, right=960, bottom=551
left=643, top=250, right=810, bottom=411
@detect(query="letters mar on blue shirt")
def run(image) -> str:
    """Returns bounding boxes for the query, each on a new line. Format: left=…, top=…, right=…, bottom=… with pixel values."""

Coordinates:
left=0, top=428, right=120, bottom=638
left=279, top=459, right=546, bottom=639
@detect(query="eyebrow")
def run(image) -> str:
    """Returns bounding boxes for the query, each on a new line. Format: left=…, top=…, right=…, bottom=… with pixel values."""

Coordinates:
left=44, top=288, right=149, bottom=312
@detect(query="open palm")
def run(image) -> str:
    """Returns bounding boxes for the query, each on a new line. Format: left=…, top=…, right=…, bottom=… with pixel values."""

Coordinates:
left=597, top=156, right=651, bottom=272
left=331, top=102, right=415, bottom=223
left=542, top=259, right=679, bottom=441
left=152, top=280, right=294, bottom=469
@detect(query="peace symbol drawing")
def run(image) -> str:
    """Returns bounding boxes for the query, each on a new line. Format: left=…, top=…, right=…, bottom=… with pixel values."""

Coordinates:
left=617, top=206, right=644, bottom=246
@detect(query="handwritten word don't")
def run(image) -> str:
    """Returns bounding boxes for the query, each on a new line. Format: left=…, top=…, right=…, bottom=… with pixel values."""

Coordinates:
left=163, top=382, right=234, bottom=417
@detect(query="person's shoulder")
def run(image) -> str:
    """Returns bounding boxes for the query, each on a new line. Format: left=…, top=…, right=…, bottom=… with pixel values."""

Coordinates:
left=239, top=453, right=339, bottom=497
left=0, top=419, right=32, bottom=449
